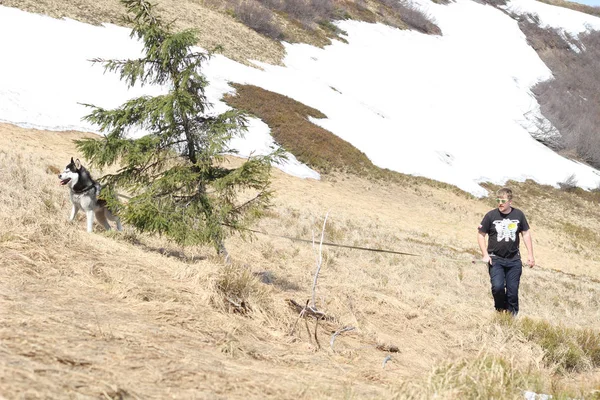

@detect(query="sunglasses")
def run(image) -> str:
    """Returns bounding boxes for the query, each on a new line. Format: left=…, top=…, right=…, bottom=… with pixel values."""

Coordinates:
left=496, top=198, right=510, bottom=204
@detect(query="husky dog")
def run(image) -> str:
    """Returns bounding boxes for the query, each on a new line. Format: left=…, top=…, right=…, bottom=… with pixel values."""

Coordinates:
left=58, top=158, right=122, bottom=233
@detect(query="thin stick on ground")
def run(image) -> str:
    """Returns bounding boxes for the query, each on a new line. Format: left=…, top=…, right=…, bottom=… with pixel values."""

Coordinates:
left=311, top=210, right=329, bottom=309
left=313, top=317, right=320, bottom=349
left=330, top=326, right=355, bottom=351
left=288, top=212, right=330, bottom=348
left=290, top=299, right=310, bottom=336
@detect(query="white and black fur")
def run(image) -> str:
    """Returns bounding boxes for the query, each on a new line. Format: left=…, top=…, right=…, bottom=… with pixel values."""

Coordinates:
left=59, top=158, right=122, bottom=233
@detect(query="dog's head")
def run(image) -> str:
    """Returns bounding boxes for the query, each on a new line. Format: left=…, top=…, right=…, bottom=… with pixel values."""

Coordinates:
left=58, top=157, right=82, bottom=187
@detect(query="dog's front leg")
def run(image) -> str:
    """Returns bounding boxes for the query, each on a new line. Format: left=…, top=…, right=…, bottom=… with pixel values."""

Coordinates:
left=69, top=205, right=79, bottom=222
left=86, top=210, right=95, bottom=233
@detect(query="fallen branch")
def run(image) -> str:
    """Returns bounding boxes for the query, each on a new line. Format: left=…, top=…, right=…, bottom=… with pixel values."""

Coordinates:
left=314, top=318, right=321, bottom=349
left=290, top=299, right=310, bottom=336
left=288, top=212, right=332, bottom=350
left=330, top=326, right=355, bottom=351
left=287, top=299, right=327, bottom=320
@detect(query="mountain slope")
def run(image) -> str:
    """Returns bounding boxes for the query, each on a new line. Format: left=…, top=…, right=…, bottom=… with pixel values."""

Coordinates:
left=2, top=1, right=600, bottom=194
left=2, top=123, right=600, bottom=398
left=2, top=0, right=600, bottom=398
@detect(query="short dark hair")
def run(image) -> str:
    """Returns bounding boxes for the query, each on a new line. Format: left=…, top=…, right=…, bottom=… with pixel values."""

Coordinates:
left=496, top=187, right=513, bottom=200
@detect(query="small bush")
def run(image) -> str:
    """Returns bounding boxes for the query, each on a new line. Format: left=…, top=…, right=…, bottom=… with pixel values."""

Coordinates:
left=235, top=1, right=282, bottom=39
left=518, top=317, right=600, bottom=372
left=518, top=16, right=571, bottom=52
left=257, top=0, right=334, bottom=28
left=399, top=2, right=441, bottom=35
left=215, top=264, right=267, bottom=314
left=284, top=0, right=334, bottom=23
left=380, top=0, right=442, bottom=35
left=523, top=20, right=600, bottom=169
left=558, top=174, right=578, bottom=192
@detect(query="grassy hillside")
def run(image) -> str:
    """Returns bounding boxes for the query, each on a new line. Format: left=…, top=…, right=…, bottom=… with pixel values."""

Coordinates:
left=0, top=0, right=442, bottom=65
left=2, top=123, right=600, bottom=398
left=2, top=1, right=600, bottom=398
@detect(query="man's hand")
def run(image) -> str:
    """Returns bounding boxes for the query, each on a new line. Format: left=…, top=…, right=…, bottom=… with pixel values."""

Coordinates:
left=527, top=257, right=535, bottom=268
left=482, top=254, right=491, bottom=265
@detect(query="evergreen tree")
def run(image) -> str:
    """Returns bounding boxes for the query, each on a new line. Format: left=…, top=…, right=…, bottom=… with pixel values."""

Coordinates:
left=76, top=0, right=283, bottom=257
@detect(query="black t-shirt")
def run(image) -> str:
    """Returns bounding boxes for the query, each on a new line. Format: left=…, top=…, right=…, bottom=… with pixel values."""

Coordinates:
left=478, top=207, right=530, bottom=260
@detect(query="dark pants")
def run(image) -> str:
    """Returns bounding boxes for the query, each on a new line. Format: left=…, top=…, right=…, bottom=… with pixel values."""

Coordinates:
left=488, top=257, right=522, bottom=315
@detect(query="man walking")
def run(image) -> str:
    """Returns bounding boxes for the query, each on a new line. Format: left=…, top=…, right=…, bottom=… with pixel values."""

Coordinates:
left=477, top=187, right=535, bottom=316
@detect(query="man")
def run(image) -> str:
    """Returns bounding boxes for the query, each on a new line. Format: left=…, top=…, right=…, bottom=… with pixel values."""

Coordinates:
left=477, top=187, right=535, bottom=316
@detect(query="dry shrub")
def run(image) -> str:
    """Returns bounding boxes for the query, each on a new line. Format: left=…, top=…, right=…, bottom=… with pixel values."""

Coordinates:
left=236, top=0, right=440, bottom=44
left=395, top=355, right=544, bottom=399
left=518, top=317, right=600, bottom=372
left=213, top=263, right=272, bottom=314
left=380, top=0, right=442, bottom=35
left=224, top=83, right=377, bottom=174
left=558, top=173, right=578, bottom=192
left=234, top=1, right=282, bottom=39
left=520, top=20, right=600, bottom=169
left=518, top=16, right=571, bottom=52
left=478, top=0, right=507, bottom=6
left=251, top=0, right=337, bottom=31
left=276, top=0, right=335, bottom=25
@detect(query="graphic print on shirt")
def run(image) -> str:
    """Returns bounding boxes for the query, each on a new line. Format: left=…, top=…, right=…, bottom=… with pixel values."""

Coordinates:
left=492, top=219, right=520, bottom=242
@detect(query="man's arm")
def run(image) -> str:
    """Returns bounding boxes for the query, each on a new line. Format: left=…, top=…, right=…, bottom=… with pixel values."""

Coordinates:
left=522, top=229, right=535, bottom=268
left=477, top=231, right=491, bottom=264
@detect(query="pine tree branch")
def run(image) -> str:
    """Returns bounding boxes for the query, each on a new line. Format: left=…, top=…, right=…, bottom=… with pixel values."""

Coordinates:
left=231, top=184, right=270, bottom=215
left=78, top=0, right=276, bottom=252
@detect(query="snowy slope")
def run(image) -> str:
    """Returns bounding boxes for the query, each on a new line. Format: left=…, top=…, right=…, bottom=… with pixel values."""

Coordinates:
left=1, top=0, right=600, bottom=196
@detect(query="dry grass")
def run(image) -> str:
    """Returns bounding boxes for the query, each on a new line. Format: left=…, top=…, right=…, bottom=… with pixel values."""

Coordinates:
left=2, top=0, right=441, bottom=67
left=1, top=0, right=285, bottom=65
left=518, top=19, right=600, bottom=169
left=224, top=83, right=374, bottom=175
left=2, top=2, right=600, bottom=397
left=1, top=122, right=600, bottom=398
left=518, top=317, right=600, bottom=373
